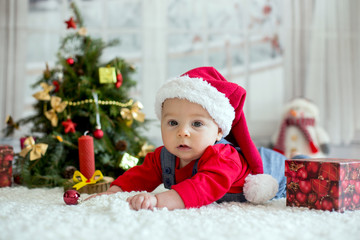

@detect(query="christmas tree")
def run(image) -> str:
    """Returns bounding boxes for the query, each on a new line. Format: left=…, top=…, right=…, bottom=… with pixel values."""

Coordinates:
left=4, top=3, right=153, bottom=188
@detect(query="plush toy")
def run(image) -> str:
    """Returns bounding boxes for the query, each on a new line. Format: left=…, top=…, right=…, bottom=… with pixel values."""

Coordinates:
left=271, top=98, right=330, bottom=158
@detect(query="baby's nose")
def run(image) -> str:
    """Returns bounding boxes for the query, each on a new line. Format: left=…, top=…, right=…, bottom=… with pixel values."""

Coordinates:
left=177, top=126, right=190, bottom=137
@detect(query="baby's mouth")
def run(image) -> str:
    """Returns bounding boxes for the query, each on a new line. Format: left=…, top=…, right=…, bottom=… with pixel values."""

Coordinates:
left=177, top=144, right=191, bottom=150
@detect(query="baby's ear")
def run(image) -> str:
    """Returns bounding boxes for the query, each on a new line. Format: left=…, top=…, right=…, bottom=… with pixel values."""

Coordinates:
left=216, top=128, right=223, bottom=141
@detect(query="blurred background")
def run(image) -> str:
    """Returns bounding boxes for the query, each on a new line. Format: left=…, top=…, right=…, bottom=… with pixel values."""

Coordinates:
left=1, top=0, right=359, bottom=157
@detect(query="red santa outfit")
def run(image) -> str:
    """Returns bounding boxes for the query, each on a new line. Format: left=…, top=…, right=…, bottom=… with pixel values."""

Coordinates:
left=112, top=144, right=251, bottom=208
left=111, top=66, right=279, bottom=207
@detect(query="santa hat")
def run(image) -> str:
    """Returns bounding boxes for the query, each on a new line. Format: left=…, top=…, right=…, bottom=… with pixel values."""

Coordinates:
left=155, top=66, right=278, bottom=204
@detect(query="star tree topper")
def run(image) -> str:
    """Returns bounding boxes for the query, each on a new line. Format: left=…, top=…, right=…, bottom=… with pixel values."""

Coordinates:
left=65, top=17, right=77, bottom=29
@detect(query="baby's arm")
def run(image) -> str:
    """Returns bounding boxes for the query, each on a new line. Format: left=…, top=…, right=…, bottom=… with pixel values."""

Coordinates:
left=127, top=189, right=185, bottom=210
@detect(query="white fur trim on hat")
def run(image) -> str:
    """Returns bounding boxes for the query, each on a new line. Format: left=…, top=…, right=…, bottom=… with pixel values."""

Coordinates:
left=155, top=75, right=235, bottom=136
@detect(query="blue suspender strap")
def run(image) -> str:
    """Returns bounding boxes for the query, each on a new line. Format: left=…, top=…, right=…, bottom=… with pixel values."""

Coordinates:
left=160, top=147, right=176, bottom=189
left=216, top=192, right=246, bottom=203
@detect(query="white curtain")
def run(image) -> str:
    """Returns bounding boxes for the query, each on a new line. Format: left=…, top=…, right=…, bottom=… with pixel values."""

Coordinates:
left=0, top=0, right=27, bottom=135
left=305, top=0, right=359, bottom=145
left=283, top=0, right=315, bottom=100
left=284, top=0, right=360, bottom=145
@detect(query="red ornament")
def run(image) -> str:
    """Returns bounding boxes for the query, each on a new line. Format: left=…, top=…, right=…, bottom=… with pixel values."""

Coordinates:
left=53, top=80, right=60, bottom=92
left=296, top=167, right=308, bottom=180
left=66, top=58, right=75, bottom=65
left=115, top=72, right=123, bottom=88
left=329, top=183, right=339, bottom=198
left=287, top=192, right=295, bottom=203
left=63, top=190, right=80, bottom=205
left=115, top=81, right=122, bottom=89
left=351, top=169, right=359, bottom=179
left=333, top=198, right=341, bottom=209
left=311, top=179, right=330, bottom=197
left=295, top=191, right=307, bottom=204
left=321, top=197, right=334, bottom=211
left=65, top=17, right=77, bottom=29
left=344, top=197, right=352, bottom=208
left=314, top=200, right=321, bottom=209
left=66, top=57, right=74, bottom=65
left=0, top=174, right=11, bottom=187
left=116, top=72, right=123, bottom=82
left=93, top=128, right=104, bottom=139
left=355, top=181, right=360, bottom=194
left=62, top=119, right=77, bottom=133
left=319, top=163, right=339, bottom=180
left=353, top=194, right=360, bottom=205
left=306, top=162, right=320, bottom=177
left=308, top=192, right=318, bottom=205
left=263, top=5, right=272, bottom=15
left=299, top=180, right=312, bottom=194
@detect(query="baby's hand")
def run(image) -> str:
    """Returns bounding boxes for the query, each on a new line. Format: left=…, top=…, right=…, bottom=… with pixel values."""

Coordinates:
left=127, top=193, right=157, bottom=210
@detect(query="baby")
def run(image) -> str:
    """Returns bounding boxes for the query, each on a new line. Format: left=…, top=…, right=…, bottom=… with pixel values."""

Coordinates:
left=87, top=66, right=287, bottom=210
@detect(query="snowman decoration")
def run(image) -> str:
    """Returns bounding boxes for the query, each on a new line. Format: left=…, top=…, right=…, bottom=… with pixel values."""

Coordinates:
left=271, top=98, right=330, bottom=158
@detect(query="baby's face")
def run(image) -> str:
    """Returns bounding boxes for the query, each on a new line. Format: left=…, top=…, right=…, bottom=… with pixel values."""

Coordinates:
left=161, top=98, right=223, bottom=166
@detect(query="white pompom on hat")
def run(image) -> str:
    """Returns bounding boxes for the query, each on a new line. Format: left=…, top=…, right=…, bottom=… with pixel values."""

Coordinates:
left=155, top=66, right=278, bottom=204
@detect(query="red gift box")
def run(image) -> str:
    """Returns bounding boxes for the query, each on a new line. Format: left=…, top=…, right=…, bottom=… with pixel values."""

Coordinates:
left=0, top=145, right=14, bottom=187
left=285, top=158, right=360, bottom=212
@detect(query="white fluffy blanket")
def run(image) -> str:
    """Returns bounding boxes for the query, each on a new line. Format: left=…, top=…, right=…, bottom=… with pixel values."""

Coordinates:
left=1, top=186, right=359, bottom=240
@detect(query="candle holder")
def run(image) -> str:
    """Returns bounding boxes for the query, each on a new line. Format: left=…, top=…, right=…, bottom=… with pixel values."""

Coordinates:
left=64, top=176, right=114, bottom=194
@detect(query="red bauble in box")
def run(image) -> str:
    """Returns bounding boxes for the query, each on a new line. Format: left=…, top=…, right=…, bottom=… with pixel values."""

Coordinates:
left=0, top=145, right=14, bottom=187
left=285, top=158, right=360, bottom=212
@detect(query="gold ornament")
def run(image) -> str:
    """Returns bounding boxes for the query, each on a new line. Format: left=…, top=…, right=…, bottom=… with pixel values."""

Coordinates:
left=56, top=135, right=63, bottom=142
left=119, top=153, right=139, bottom=170
left=44, top=96, right=67, bottom=126
left=19, top=137, right=48, bottom=161
left=5, top=115, right=19, bottom=129
left=99, top=67, right=116, bottom=84
left=33, top=82, right=54, bottom=101
left=43, top=63, right=51, bottom=79
left=138, top=142, right=155, bottom=157
left=120, top=101, right=145, bottom=126
left=78, top=27, right=87, bottom=36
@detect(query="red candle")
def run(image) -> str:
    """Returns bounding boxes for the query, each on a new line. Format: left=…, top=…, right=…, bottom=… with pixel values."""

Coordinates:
left=78, top=134, right=95, bottom=179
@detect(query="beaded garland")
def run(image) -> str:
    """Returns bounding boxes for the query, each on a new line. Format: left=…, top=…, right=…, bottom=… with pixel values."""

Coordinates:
left=64, top=98, right=133, bottom=107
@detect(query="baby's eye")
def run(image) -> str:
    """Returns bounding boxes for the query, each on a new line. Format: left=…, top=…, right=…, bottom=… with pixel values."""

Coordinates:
left=192, top=121, right=203, bottom=127
left=168, top=120, right=178, bottom=126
